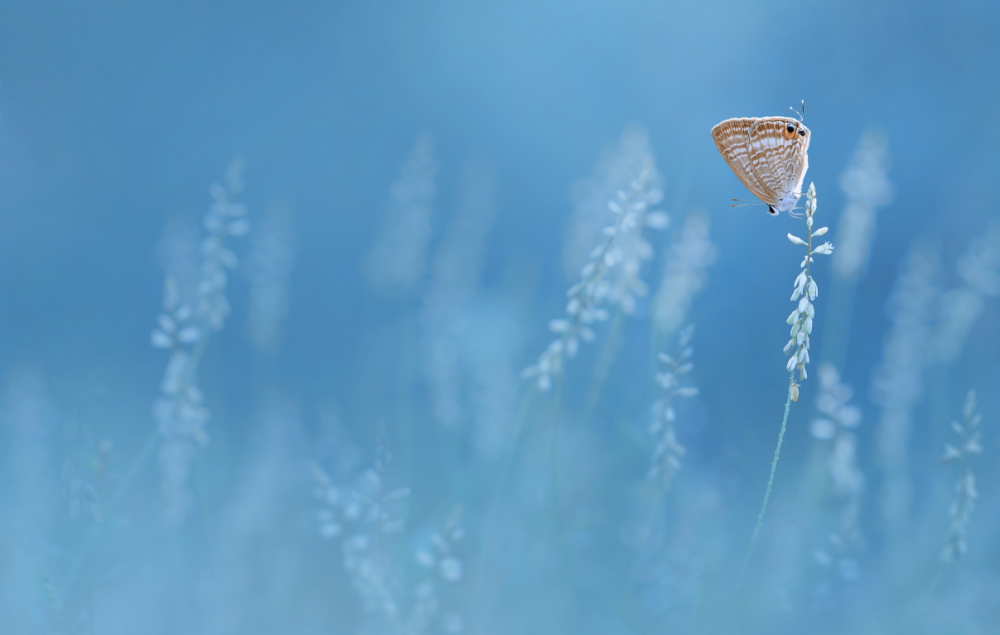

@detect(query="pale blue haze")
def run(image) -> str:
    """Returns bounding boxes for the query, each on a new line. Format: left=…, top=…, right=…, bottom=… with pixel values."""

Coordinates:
left=0, top=1, right=998, bottom=634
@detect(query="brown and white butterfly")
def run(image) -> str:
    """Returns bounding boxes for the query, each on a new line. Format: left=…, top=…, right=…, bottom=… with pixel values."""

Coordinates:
left=711, top=116, right=810, bottom=215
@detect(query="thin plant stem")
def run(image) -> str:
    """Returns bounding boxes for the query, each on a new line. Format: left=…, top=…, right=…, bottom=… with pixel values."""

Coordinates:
left=734, top=185, right=828, bottom=593
left=618, top=489, right=666, bottom=624
left=469, top=387, right=535, bottom=631
left=548, top=374, right=572, bottom=575
left=195, top=454, right=218, bottom=585
left=923, top=564, right=946, bottom=598
left=184, top=330, right=211, bottom=385
left=691, top=558, right=710, bottom=634
left=734, top=372, right=795, bottom=593
left=84, top=518, right=94, bottom=635
left=62, top=325, right=215, bottom=599
left=477, top=387, right=535, bottom=527
left=61, top=428, right=159, bottom=596
left=395, top=317, right=417, bottom=484
left=584, top=309, right=625, bottom=417
left=108, top=429, right=159, bottom=510
left=550, top=372, right=565, bottom=519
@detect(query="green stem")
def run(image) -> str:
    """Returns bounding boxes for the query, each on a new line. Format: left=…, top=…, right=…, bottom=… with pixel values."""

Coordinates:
left=469, top=387, right=535, bottom=629
left=923, top=564, right=946, bottom=599
left=548, top=375, right=571, bottom=580
left=61, top=428, right=159, bottom=596
left=584, top=310, right=625, bottom=417
left=734, top=372, right=795, bottom=593
left=195, top=454, right=218, bottom=584
left=84, top=518, right=94, bottom=635
left=550, top=373, right=565, bottom=517
left=107, top=429, right=159, bottom=510
left=619, top=489, right=666, bottom=625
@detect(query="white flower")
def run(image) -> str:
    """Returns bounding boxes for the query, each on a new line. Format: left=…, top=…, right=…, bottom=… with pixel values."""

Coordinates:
left=784, top=184, right=832, bottom=381
left=931, top=221, right=1000, bottom=363
left=833, top=131, right=893, bottom=279
left=548, top=319, right=570, bottom=333
left=439, top=557, right=463, bottom=581
left=151, top=329, right=173, bottom=348
left=648, top=326, right=696, bottom=492
left=526, top=147, right=665, bottom=390
left=154, top=157, right=248, bottom=525
left=416, top=550, right=435, bottom=567
left=646, top=211, right=670, bottom=229
left=365, top=133, right=437, bottom=296
left=653, top=213, right=716, bottom=335
left=941, top=390, right=983, bottom=562
left=177, top=326, right=201, bottom=344
left=872, top=242, right=942, bottom=527
left=810, top=418, right=836, bottom=440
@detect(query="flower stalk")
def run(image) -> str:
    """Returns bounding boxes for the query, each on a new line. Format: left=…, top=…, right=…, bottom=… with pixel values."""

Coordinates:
left=522, top=171, right=666, bottom=391
left=941, top=389, right=983, bottom=562
left=736, top=182, right=834, bottom=591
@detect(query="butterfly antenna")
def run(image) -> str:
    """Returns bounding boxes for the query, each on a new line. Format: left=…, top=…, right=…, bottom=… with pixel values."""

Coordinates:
left=789, top=101, right=804, bottom=122
left=731, top=199, right=767, bottom=208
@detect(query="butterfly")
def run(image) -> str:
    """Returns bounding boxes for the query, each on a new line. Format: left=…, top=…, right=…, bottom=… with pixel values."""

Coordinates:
left=711, top=116, right=810, bottom=216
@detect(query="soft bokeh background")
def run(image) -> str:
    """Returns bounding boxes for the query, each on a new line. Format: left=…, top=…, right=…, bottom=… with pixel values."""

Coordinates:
left=1, top=1, right=998, bottom=633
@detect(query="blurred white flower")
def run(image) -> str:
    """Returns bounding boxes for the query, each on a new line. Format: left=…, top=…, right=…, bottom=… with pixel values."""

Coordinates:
left=310, top=455, right=464, bottom=634
left=198, top=157, right=250, bottom=332
left=941, top=390, right=983, bottom=562
left=811, top=363, right=865, bottom=561
left=647, top=325, right=696, bottom=492
left=833, top=131, right=893, bottom=280
left=244, top=202, right=296, bottom=355
left=810, top=419, right=836, bottom=440
left=564, top=126, right=665, bottom=279
left=438, top=557, right=463, bottom=582
left=932, top=221, right=1000, bottom=363
left=524, top=143, right=666, bottom=391
left=872, top=241, right=942, bottom=527
left=653, top=212, right=716, bottom=336
left=365, top=133, right=437, bottom=297
left=419, top=162, right=498, bottom=428
left=153, top=157, right=249, bottom=525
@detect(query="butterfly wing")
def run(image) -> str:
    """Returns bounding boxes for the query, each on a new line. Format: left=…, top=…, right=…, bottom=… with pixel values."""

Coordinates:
left=712, top=118, right=778, bottom=206
left=747, top=117, right=810, bottom=208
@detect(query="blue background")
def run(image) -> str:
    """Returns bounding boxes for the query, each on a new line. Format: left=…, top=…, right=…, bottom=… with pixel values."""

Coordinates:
left=0, top=1, right=997, bottom=633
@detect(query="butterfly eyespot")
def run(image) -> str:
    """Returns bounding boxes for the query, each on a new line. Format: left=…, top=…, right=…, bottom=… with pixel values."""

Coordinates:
left=798, top=129, right=806, bottom=137
left=786, top=124, right=795, bottom=133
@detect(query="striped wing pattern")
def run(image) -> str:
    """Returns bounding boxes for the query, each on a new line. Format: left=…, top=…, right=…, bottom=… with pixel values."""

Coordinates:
left=712, top=116, right=810, bottom=211
left=748, top=117, right=809, bottom=199
left=711, top=118, right=775, bottom=205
